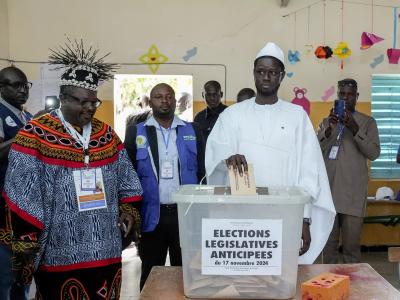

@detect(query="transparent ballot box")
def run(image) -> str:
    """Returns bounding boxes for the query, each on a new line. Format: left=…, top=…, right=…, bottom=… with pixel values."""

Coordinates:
left=173, top=185, right=311, bottom=299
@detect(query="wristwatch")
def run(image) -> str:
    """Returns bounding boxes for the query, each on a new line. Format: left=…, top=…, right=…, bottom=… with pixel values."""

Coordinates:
left=303, top=218, right=312, bottom=225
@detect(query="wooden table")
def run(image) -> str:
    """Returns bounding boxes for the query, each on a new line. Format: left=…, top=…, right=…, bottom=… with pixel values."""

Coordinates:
left=361, top=200, right=400, bottom=246
left=140, top=264, right=400, bottom=299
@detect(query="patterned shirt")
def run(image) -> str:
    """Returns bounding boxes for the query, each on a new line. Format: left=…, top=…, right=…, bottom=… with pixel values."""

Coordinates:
left=4, top=111, right=142, bottom=272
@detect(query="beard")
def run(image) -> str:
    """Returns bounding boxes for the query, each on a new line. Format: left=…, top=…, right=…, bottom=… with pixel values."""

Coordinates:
left=255, top=84, right=280, bottom=97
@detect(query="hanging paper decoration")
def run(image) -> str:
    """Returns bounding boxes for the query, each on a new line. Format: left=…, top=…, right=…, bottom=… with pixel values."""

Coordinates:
left=288, top=50, right=300, bottom=64
left=315, top=46, right=333, bottom=59
left=387, top=7, right=400, bottom=64
left=288, top=13, right=301, bottom=65
left=314, top=2, right=332, bottom=60
left=361, top=32, right=384, bottom=49
left=139, top=44, right=169, bottom=74
left=334, top=42, right=352, bottom=59
left=304, top=6, right=313, bottom=55
left=333, top=0, right=351, bottom=69
left=334, top=41, right=352, bottom=69
left=361, top=1, right=384, bottom=50
left=291, top=87, right=310, bottom=115
left=387, top=48, right=400, bottom=64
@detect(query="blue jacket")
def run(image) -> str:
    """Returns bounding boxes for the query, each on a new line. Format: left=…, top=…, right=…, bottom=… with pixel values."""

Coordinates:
left=0, top=102, right=32, bottom=190
left=125, top=119, right=205, bottom=232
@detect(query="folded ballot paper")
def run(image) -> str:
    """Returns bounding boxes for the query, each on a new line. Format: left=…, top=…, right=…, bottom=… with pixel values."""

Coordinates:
left=228, top=164, right=257, bottom=195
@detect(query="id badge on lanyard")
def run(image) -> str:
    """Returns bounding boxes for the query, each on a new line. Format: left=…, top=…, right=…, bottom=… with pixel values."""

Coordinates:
left=80, top=168, right=97, bottom=191
left=73, top=168, right=107, bottom=211
left=161, top=159, right=174, bottom=179
left=159, top=124, right=174, bottom=179
left=328, top=146, right=340, bottom=160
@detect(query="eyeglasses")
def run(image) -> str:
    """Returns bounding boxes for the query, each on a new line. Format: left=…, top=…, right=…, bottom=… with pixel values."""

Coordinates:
left=62, top=93, right=102, bottom=108
left=0, top=81, right=33, bottom=90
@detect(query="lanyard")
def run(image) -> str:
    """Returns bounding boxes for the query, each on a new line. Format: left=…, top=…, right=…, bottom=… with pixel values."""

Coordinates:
left=336, top=124, right=344, bottom=140
left=56, top=109, right=92, bottom=166
left=335, top=123, right=345, bottom=149
left=21, top=111, right=30, bottom=125
left=159, top=124, right=172, bottom=157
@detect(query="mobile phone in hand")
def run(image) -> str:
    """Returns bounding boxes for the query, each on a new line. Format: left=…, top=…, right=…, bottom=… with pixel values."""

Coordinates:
left=334, top=99, right=346, bottom=120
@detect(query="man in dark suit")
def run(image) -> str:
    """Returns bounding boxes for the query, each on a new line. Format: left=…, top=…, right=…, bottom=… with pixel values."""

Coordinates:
left=193, top=80, right=227, bottom=141
left=0, top=66, right=33, bottom=300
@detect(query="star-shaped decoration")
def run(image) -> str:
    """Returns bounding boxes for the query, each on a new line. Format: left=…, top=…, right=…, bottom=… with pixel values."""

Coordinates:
left=139, top=44, right=169, bottom=74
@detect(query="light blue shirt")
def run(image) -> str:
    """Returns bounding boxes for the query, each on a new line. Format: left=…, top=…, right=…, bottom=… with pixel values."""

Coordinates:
left=144, top=116, right=186, bottom=204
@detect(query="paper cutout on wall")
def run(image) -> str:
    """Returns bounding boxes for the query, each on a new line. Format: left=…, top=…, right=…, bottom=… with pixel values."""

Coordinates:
left=182, top=47, right=197, bottom=62
left=292, top=87, right=310, bottom=115
left=304, top=44, right=313, bottom=55
left=288, top=50, right=300, bottom=64
left=370, top=54, right=384, bottom=68
left=287, top=72, right=294, bottom=78
left=361, top=32, right=384, bottom=50
left=387, top=48, right=400, bottom=64
left=139, top=44, right=169, bottom=74
left=315, top=46, right=333, bottom=59
left=321, top=86, right=335, bottom=102
left=387, top=8, right=400, bottom=64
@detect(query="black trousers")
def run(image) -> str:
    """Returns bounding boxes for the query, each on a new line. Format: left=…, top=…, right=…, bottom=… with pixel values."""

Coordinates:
left=138, top=203, right=182, bottom=290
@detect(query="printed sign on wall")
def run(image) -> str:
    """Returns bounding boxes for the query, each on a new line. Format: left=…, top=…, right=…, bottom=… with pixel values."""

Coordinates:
left=202, top=218, right=282, bottom=276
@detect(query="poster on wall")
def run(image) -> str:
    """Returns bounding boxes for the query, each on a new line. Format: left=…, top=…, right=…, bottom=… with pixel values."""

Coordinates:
left=113, top=74, right=193, bottom=140
left=201, top=218, right=283, bottom=276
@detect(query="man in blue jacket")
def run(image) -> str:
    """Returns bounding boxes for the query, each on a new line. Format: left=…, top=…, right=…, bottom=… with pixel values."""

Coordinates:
left=0, top=66, right=33, bottom=300
left=125, top=83, right=205, bottom=290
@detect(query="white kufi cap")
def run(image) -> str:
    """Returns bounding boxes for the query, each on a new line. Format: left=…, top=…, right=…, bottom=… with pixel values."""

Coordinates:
left=255, top=42, right=285, bottom=66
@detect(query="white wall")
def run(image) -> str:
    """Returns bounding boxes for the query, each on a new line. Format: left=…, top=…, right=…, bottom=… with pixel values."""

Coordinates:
left=0, top=0, right=9, bottom=69
left=4, top=0, right=400, bottom=106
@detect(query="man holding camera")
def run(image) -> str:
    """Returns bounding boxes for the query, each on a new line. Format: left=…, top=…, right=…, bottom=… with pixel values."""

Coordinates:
left=317, top=78, right=380, bottom=263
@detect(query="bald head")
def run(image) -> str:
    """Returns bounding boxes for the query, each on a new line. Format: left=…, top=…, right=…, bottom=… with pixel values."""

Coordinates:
left=150, top=83, right=175, bottom=98
left=0, top=66, right=27, bottom=83
left=0, top=66, right=29, bottom=109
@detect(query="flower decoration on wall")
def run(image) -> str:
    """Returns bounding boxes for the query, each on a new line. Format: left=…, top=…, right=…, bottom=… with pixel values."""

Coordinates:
left=139, top=44, right=169, bottom=74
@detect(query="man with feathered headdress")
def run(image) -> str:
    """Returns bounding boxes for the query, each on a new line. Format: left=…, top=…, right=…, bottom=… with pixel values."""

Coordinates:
left=3, top=39, right=143, bottom=299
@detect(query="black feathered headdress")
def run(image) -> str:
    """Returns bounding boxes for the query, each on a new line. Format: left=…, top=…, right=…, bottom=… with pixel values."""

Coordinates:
left=48, top=39, right=118, bottom=91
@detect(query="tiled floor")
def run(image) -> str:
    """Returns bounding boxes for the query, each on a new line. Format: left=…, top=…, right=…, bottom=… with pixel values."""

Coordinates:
left=29, top=247, right=399, bottom=299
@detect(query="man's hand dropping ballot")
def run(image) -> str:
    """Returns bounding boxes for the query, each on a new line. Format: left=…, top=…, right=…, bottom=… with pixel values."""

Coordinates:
left=226, top=155, right=311, bottom=255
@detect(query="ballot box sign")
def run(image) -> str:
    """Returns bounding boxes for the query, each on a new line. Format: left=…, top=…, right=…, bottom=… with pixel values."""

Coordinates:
left=201, top=218, right=282, bottom=275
